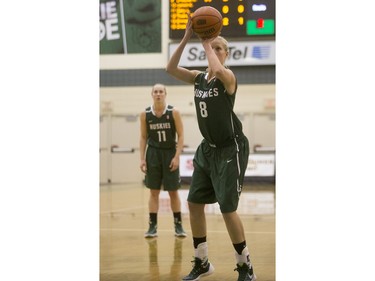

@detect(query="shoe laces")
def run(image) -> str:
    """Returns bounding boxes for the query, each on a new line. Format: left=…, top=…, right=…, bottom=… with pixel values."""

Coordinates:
left=188, top=257, right=204, bottom=273
left=234, top=263, right=251, bottom=280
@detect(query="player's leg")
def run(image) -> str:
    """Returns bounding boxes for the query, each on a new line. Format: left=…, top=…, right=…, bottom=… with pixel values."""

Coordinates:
left=222, top=211, right=245, bottom=243
left=223, top=211, right=256, bottom=281
left=220, top=200, right=256, bottom=281
left=216, top=138, right=256, bottom=281
left=183, top=143, right=216, bottom=280
left=145, top=147, right=162, bottom=238
left=163, top=149, right=187, bottom=237
left=188, top=202, right=206, bottom=238
left=168, top=190, right=187, bottom=237
left=149, top=189, right=161, bottom=213
left=145, top=189, right=160, bottom=238
left=182, top=202, right=214, bottom=281
left=168, top=190, right=181, bottom=213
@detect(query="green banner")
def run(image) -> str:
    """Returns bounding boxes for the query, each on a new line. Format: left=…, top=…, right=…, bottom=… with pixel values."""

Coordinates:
left=100, top=0, right=161, bottom=54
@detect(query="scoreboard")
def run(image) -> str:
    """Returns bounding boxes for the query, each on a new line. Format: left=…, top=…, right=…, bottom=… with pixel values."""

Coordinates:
left=169, top=0, right=275, bottom=39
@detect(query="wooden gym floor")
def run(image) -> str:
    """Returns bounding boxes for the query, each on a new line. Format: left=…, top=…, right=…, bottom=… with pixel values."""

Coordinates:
left=100, top=182, right=275, bottom=281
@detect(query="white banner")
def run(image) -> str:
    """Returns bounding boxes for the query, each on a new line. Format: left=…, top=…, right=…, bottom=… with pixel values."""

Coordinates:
left=168, top=41, right=275, bottom=67
left=180, top=154, right=194, bottom=177
left=180, top=153, right=275, bottom=177
left=245, top=154, right=275, bottom=176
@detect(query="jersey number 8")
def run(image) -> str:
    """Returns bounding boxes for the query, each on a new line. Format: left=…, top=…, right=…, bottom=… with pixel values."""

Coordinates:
left=199, top=101, right=208, bottom=118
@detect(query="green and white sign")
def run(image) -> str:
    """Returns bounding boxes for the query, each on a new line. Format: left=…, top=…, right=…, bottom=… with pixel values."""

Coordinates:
left=99, top=0, right=161, bottom=54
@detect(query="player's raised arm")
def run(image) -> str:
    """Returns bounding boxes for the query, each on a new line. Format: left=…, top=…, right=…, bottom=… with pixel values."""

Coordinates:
left=202, top=37, right=237, bottom=95
left=166, top=15, right=200, bottom=84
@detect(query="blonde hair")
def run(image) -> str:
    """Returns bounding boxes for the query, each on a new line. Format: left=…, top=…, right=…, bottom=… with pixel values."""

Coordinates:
left=211, top=36, right=229, bottom=68
left=151, top=83, right=167, bottom=95
left=214, top=36, right=229, bottom=52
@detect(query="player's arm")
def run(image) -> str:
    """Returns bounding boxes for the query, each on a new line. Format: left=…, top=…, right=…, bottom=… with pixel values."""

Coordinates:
left=166, top=15, right=200, bottom=84
left=202, top=38, right=236, bottom=95
left=170, top=108, right=184, bottom=172
left=139, top=111, right=147, bottom=173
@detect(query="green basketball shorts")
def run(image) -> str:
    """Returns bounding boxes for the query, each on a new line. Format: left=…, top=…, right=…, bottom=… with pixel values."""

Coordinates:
left=145, top=145, right=181, bottom=191
left=187, top=136, right=249, bottom=213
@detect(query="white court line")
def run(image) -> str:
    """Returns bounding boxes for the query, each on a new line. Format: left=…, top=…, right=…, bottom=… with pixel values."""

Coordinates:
left=100, top=228, right=275, bottom=235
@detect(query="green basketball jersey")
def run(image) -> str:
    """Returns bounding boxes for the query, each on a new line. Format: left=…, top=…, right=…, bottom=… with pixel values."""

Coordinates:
left=194, top=72, right=244, bottom=146
left=145, top=104, right=177, bottom=149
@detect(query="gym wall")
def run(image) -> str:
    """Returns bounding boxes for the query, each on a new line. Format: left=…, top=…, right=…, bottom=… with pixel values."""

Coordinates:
left=100, top=84, right=275, bottom=184
left=99, top=0, right=275, bottom=184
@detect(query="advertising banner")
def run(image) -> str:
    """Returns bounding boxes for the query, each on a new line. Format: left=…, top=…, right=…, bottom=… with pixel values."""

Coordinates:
left=245, top=154, right=275, bottom=177
left=180, top=154, right=195, bottom=177
left=168, top=41, right=275, bottom=66
left=180, top=154, right=275, bottom=177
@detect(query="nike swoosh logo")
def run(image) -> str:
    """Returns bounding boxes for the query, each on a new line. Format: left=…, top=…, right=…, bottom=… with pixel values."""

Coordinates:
left=227, top=159, right=233, bottom=163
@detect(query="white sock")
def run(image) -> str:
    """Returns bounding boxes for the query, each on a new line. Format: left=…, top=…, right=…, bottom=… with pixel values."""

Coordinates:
left=235, top=246, right=251, bottom=267
left=195, top=242, right=208, bottom=262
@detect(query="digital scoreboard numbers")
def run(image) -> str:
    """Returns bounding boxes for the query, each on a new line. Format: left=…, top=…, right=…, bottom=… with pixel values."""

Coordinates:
left=169, top=0, right=275, bottom=39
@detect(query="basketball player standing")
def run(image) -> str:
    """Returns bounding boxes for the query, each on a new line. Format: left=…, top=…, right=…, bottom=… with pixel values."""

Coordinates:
left=166, top=17, right=256, bottom=281
left=140, top=84, right=187, bottom=238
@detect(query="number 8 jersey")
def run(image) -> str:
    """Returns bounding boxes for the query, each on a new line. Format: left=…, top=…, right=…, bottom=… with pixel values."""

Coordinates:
left=145, top=104, right=177, bottom=149
left=194, top=72, right=244, bottom=146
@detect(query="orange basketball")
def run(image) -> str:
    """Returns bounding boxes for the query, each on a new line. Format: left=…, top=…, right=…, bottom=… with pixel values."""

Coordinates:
left=191, top=6, right=223, bottom=39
